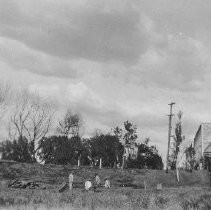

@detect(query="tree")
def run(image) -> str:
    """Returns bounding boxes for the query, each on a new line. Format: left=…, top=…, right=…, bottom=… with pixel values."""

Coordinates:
left=68, top=136, right=84, bottom=165
left=8, top=90, right=53, bottom=162
left=1, top=137, right=32, bottom=162
left=112, top=126, right=123, bottom=166
left=121, top=121, right=138, bottom=168
left=38, top=136, right=71, bottom=164
left=0, top=82, right=11, bottom=160
left=1, top=140, right=13, bottom=160
left=185, top=144, right=195, bottom=172
left=38, top=135, right=83, bottom=165
left=113, top=126, right=123, bottom=140
left=123, top=121, right=138, bottom=146
left=56, top=109, right=83, bottom=165
left=57, top=109, right=82, bottom=138
left=127, top=138, right=163, bottom=169
left=0, top=82, right=11, bottom=120
left=170, top=111, right=184, bottom=170
left=85, top=133, right=124, bottom=168
left=81, top=138, right=94, bottom=166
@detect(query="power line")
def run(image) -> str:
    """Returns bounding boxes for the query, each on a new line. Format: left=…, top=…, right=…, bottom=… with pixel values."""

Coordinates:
left=166, top=102, right=175, bottom=173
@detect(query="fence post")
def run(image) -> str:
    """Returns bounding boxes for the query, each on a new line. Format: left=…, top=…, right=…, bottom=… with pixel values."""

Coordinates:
left=99, top=158, right=102, bottom=169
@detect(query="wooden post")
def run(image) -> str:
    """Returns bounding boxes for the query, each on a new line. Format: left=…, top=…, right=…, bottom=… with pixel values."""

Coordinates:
left=176, top=167, right=180, bottom=182
left=166, top=102, right=175, bottom=173
left=99, top=157, right=102, bottom=169
left=78, top=158, right=80, bottom=167
left=122, top=156, right=125, bottom=169
left=144, top=181, right=147, bottom=190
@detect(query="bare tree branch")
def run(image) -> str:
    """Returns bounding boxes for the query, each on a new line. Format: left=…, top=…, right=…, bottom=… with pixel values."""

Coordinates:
left=57, top=109, right=82, bottom=138
left=0, top=82, right=11, bottom=121
left=8, top=89, right=54, bottom=162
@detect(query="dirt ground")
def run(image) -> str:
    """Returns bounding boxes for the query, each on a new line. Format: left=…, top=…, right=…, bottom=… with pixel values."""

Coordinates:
left=0, top=163, right=211, bottom=209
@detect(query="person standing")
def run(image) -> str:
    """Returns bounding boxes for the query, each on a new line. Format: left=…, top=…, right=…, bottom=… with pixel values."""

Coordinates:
left=104, top=178, right=110, bottom=188
left=69, top=173, right=74, bottom=190
left=95, top=173, right=100, bottom=187
left=93, top=173, right=100, bottom=192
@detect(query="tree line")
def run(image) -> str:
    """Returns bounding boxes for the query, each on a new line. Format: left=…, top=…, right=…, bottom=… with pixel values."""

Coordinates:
left=0, top=84, right=163, bottom=169
left=168, top=111, right=197, bottom=172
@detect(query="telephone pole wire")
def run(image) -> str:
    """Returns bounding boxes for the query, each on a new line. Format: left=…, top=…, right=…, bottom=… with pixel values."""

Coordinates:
left=166, top=102, right=175, bottom=173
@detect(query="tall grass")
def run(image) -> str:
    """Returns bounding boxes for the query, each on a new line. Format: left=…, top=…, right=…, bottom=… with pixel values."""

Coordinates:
left=0, top=186, right=211, bottom=209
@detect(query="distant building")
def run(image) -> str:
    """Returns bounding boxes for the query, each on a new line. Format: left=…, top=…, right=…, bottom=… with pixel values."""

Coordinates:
left=194, top=123, right=211, bottom=167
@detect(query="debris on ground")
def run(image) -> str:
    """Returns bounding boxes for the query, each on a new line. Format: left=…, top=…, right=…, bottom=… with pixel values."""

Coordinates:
left=8, top=180, right=46, bottom=189
left=58, top=182, right=68, bottom=192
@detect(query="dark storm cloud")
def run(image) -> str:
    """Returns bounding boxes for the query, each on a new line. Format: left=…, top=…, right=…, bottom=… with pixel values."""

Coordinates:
left=0, top=0, right=209, bottom=92
left=0, top=0, right=148, bottom=64
left=0, top=37, right=78, bottom=79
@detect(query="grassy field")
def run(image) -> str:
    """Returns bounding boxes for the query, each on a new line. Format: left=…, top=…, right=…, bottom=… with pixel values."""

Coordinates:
left=0, top=163, right=211, bottom=209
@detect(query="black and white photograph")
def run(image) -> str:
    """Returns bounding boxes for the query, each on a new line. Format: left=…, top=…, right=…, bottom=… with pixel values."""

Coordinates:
left=0, top=0, right=211, bottom=209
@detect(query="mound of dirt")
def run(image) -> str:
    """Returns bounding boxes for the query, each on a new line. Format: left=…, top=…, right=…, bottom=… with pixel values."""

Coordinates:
left=0, top=163, right=209, bottom=189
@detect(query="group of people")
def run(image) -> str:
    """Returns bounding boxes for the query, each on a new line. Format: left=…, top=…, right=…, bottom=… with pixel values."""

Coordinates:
left=68, top=173, right=110, bottom=191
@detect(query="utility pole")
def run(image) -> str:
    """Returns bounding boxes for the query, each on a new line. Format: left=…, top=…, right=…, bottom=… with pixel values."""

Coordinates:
left=166, top=102, right=175, bottom=173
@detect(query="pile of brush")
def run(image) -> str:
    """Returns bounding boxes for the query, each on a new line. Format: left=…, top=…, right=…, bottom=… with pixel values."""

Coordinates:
left=8, top=179, right=46, bottom=189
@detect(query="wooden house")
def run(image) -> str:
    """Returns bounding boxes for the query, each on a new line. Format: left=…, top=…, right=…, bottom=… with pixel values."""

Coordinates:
left=194, top=123, right=211, bottom=167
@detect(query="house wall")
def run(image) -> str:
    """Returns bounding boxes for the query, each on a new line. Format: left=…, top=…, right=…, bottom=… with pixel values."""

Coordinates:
left=194, top=126, right=202, bottom=164
left=194, top=123, right=211, bottom=165
left=202, top=124, right=211, bottom=151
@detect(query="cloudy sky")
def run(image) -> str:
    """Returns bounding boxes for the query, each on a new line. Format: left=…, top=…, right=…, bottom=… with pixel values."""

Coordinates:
left=1, top=0, right=211, bottom=158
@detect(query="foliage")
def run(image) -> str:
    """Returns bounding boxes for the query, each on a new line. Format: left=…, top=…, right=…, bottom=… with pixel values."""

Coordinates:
left=127, top=138, right=163, bottom=169
left=0, top=82, right=11, bottom=118
left=113, top=121, right=138, bottom=168
left=84, top=133, right=124, bottom=167
left=113, top=126, right=123, bottom=140
left=170, top=111, right=184, bottom=170
left=123, top=120, right=138, bottom=146
left=1, top=111, right=163, bottom=169
left=38, top=135, right=83, bottom=164
left=57, top=109, right=82, bottom=138
left=8, top=90, right=53, bottom=162
left=185, top=143, right=195, bottom=172
left=1, top=136, right=32, bottom=162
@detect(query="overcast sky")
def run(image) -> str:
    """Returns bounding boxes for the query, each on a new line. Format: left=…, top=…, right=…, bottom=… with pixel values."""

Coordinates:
left=1, top=0, right=211, bottom=158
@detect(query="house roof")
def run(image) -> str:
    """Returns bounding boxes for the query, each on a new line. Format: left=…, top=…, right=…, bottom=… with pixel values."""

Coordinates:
left=205, top=144, right=211, bottom=153
left=194, top=123, right=211, bottom=141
